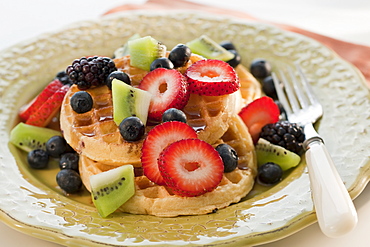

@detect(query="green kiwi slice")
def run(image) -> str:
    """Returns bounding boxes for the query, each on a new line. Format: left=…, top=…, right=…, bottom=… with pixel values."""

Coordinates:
left=128, top=36, right=166, bottom=71
left=256, top=138, right=301, bottom=171
left=9, top=122, right=62, bottom=152
left=111, top=78, right=152, bottom=126
left=90, top=164, right=135, bottom=217
left=113, top=33, right=141, bottom=59
left=186, top=35, right=235, bottom=61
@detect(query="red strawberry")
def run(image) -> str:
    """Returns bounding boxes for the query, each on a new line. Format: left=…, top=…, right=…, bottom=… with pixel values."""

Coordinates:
left=238, top=96, right=280, bottom=144
left=185, top=59, right=240, bottom=96
left=158, top=138, right=224, bottom=197
left=26, top=85, right=70, bottom=127
left=19, top=79, right=64, bottom=121
left=141, top=121, right=197, bottom=185
left=138, top=68, right=189, bottom=122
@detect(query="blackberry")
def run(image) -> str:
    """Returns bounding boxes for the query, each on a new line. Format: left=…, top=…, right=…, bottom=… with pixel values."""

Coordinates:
left=260, top=121, right=305, bottom=154
left=66, top=56, right=117, bottom=90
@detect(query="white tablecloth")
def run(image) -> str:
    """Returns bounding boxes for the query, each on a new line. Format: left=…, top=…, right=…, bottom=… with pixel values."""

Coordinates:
left=0, top=0, right=369, bottom=246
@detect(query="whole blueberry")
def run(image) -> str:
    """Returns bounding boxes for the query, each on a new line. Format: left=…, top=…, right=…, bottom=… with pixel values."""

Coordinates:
left=215, top=144, right=238, bottom=173
left=168, top=44, right=191, bottom=68
left=106, top=71, right=131, bottom=89
left=162, top=108, right=187, bottom=123
left=219, top=41, right=237, bottom=51
left=59, top=152, right=79, bottom=172
left=46, top=136, right=67, bottom=158
left=250, top=59, right=272, bottom=79
left=257, top=162, right=283, bottom=185
left=150, top=57, right=174, bottom=71
left=27, top=149, right=49, bottom=169
left=56, top=169, right=82, bottom=194
left=70, top=91, right=93, bottom=114
left=226, top=50, right=241, bottom=68
left=119, top=116, right=145, bottom=142
left=262, top=75, right=277, bottom=99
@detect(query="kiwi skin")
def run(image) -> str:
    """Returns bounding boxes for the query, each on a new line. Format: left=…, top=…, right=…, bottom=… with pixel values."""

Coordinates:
left=9, top=122, right=61, bottom=152
left=255, top=138, right=301, bottom=171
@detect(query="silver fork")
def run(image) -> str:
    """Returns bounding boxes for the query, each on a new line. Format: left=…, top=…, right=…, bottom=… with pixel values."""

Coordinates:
left=272, top=64, right=358, bottom=237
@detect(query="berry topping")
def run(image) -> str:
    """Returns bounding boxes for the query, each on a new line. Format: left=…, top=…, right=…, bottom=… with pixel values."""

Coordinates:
left=158, top=138, right=224, bottom=197
left=119, top=116, right=145, bottom=142
left=260, top=121, right=305, bottom=154
left=55, top=71, right=72, bottom=85
left=66, top=56, right=117, bottom=90
left=215, top=143, right=238, bottom=173
left=19, top=79, right=63, bottom=121
left=250, top=59, right=272, bottom=79
left=262, top=75, right=278, bottom=99
left=46, top=135, right=68, bottom=158
left=56, top=169, right=82, bottom=194
left=106, top=71, right=131, bottom=89
left=219, top=41, right=237, bottom=51
left=150, top=57, right=174, bottom=71
left=257, top=162, right=283, bottom=185
left=226, top=50, right=241, bottom=68
left=138, top=68, right=189, bottom=121
left=185, top=59, right=240, bottom=96
left=25, top=84, right=70, bottom=127
left=238, top=96, right=280, bottom=144
left=141, top=121, right=197, bottom=185
left=162, top=108, right=187, bottom=123
left=59, top=152, right=79, bottom=171
left=27, top=149, right=49, bottom=169
left=70, top=91, right=93, bottom=114
left=168, top=44, right=192, bottom=68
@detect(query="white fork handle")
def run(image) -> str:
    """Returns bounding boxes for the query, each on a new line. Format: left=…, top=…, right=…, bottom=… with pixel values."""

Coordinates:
left=305, top=139, right=358, bottom=237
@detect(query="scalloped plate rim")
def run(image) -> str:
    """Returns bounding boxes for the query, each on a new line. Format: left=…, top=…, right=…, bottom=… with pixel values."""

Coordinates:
left=0, top=10, right=369, bottom=247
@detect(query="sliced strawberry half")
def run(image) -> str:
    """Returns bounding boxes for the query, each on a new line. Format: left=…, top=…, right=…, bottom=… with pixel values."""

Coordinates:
left=141, top=121, right=197, bottom=185
left=26, top=85, right=70, bottom=127
left=138, top=68, right=189, bottom=122
left=158, top=138, right=224, bottom=197
left=238, top=96, right=280, bottom=144
left=19, top=79, right=64, bottom=121
left=185, top=59, right=240, bottom=96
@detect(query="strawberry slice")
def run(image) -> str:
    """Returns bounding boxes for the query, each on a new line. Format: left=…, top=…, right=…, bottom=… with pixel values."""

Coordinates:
left=138, top=68, right=189, bottom=122
left=158, top=138, right=224, bottom=197
left=238, top=96, right=280, bottom=144
left=26, top=85, right=70, bottom=127
left=19, top=79, right=64, bottom=121
left=185, top=59, right=240, bottom=96
left=141, top=121, right=197, bottom=185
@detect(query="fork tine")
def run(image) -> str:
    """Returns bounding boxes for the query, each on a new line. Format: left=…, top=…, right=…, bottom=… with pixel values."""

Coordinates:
left=288, top=66, right=309, bottom=109
left=272, top=72, right=292, bottom=116
left=295, top=63, right=317, bottom=105
left=279, top=69, right=300, bottom=113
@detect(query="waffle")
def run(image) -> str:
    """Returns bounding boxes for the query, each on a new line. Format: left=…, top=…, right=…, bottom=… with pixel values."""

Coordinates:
left=79, top=114, right=257, bottom=217
left=61, top=54, right=260, bottom=164
left=60, top=84, right=144, bottom=166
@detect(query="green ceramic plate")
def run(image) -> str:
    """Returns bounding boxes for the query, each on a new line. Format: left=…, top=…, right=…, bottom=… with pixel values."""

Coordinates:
left=0, top=11, right=370, bottom=247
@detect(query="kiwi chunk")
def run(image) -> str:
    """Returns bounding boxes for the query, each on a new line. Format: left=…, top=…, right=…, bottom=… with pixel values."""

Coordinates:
left=113, top=33, right=141, bottom=59
left=256, top=138, right=301, bottom=171
left=186, top=35, right=234, bottom=61
left=9, top=122, right=62, bottom=152
left=112, top=78, right=152, bottom=126
left=90, top=165, right=135, bottom=217
left=128, top=36, right=166, bottom=71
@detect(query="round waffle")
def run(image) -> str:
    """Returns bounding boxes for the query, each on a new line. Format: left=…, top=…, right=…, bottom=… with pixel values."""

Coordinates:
left=79, top=114, right=257, bottom=217
left=61, top=55, right=260, bottom=164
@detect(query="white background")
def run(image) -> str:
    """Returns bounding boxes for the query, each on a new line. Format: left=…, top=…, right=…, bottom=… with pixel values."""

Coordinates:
left=0, top=0, right=369, bottom=246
